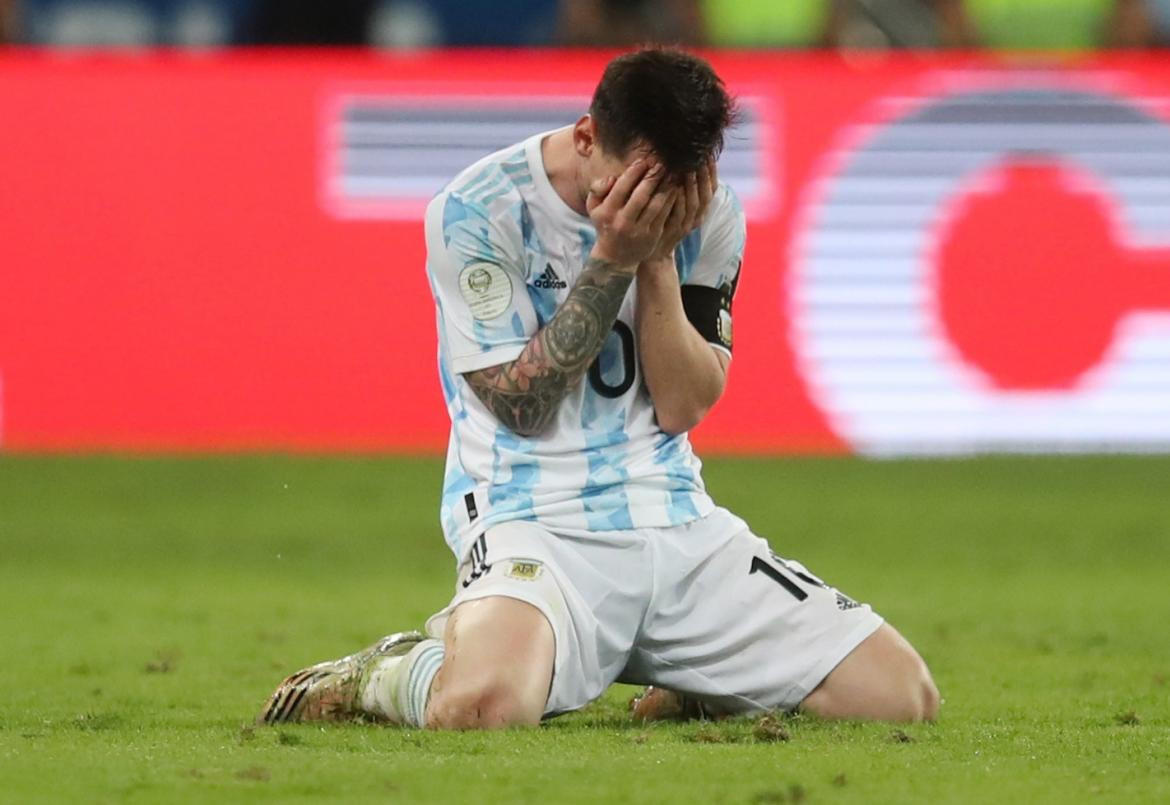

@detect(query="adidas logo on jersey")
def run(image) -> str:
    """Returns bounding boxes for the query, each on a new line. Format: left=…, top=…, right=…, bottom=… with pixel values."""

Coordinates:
left=533, top=264, right=568, bottom=290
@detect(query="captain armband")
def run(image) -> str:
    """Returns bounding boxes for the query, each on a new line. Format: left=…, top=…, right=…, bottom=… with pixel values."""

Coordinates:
left=680, top=279, right=737, bottom=353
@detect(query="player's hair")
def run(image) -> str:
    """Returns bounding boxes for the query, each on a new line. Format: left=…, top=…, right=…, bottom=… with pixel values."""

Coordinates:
left=589, top=48, right=738, bottom=177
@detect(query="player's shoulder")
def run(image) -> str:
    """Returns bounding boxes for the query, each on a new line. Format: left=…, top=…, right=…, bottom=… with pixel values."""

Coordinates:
left=689, top=180, right=745, bottom=257
left=679, top=179, right=745, bottom=286
left=426, top=141, right=533, bottom=250
left=430, top=142, right=532, bottom=217
left=706, top=180, right=744, bottom=228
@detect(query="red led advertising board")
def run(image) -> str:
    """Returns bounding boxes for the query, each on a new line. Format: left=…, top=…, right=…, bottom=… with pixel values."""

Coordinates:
left=1, top=51, right=1169, bottom=454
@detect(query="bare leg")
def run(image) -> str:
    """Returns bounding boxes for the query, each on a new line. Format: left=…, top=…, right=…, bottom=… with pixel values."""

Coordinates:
left=633, top=623, right=938, bottom=724
left=425, top=596, right=555, bottom=729
left=800, top=623, right=939, bottom=722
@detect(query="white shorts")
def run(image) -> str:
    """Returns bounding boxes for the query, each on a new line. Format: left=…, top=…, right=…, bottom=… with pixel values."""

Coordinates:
left=425, top=507, right=883, bottom=717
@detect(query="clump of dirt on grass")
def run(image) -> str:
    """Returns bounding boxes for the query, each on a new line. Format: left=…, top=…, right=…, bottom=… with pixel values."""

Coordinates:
left=889, top=729, right=915, bottom=743
left=235, top=766, right=270, bottom=782
left=752, top=783, right=806, bottom=803
left=752, top=714, right=791, bottom=743
left=1115, top=710, right=1141, bottom=725
left=687, top=727, right=731, bottom=744
left=73, top=712, right=123, bottom=731
left=145, top=650, right=181, bottom=674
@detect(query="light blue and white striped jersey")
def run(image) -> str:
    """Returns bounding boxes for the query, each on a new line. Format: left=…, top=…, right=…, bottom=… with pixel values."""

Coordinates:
left=424, top=129, right=746, bottom=562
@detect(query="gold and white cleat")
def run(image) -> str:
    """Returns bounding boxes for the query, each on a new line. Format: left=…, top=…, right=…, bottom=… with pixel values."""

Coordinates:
left=258, top=631, right=424, bottom=725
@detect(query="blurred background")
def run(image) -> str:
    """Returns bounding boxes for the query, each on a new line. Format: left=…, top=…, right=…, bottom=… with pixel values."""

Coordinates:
left=6, top=11, right=1169, bottom=800
left=3, top=0, right=1170, bottom=458
left=6, top=11, right=1170, bottom=805
left=3, top=0, right=1170, bottom=49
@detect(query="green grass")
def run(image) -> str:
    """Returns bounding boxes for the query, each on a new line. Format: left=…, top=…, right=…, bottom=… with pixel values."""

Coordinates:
left=1, top=455, right=1168, bottom=803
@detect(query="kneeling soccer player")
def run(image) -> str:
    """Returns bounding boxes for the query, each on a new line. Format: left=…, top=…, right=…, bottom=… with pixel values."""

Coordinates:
left=260, top=48, right=939, bottom=728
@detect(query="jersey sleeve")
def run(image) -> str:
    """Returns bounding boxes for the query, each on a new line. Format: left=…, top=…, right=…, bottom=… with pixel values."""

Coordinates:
left=680, top=183, right=745, bottom=357
left=424, top=190, right=539, bottom=374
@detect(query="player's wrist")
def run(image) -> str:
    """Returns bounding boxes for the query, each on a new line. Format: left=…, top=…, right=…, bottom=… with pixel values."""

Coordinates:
left=588, top=244, right=638, bottom=275
left=637, top=255, right=678, bottom=283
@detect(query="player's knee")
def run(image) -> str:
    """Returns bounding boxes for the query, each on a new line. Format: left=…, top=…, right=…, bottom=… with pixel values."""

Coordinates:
left=892, top=653, right=939, bottom=722
left=802, top=626, right=939, bottom=723
left=427, top=679, right=541, bottom=730
left=915, top=667, right=940, bottom=723
left=873, top=627, right=939, bottom=722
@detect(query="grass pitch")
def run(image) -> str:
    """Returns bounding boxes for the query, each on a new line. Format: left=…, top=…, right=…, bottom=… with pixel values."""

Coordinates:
left=1, top=454, right=1167, bottom=803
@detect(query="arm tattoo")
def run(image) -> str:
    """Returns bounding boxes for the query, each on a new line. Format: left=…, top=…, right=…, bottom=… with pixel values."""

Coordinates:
left=464, top=256, right=633, bottom=436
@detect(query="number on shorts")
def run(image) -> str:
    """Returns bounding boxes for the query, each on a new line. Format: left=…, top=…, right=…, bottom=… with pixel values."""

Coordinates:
left=587, top=321, right=636, bottom=399
left=749, top=555, right=825, bottom=602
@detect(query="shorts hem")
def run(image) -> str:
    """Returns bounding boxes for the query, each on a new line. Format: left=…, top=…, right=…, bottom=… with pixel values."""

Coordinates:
left=779, top=612, right=885, bottom=709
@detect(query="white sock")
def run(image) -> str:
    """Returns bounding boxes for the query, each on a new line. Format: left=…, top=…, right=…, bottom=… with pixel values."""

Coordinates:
left=360, top=639, right=444, bottom=727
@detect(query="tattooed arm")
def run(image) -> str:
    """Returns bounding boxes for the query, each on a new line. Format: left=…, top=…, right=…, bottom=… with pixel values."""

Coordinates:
left=464, top=256, right=633, bottom=436
left=463, top=157, right=676, bottom=437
